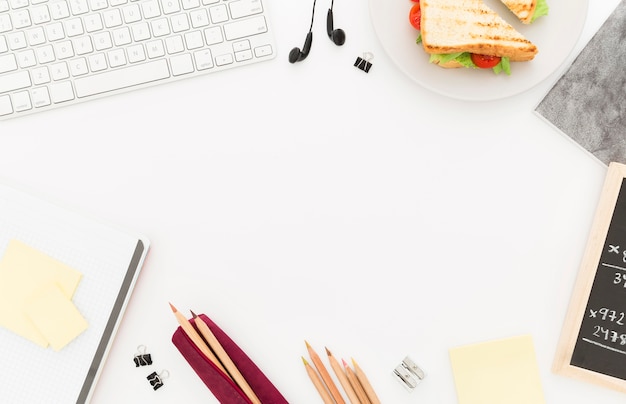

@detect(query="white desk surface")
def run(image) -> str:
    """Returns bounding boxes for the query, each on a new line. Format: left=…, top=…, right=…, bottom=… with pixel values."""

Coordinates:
left=1, top=0, right=623, bottom=402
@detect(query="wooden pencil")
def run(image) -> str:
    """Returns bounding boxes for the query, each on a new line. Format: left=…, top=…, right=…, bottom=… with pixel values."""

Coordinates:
left=305, top=341, right=346, bottom=404
left=343, top=359, right=371, bottom=404
left=303, top=357, right=334, bottom=404
left=326, top=348, right=360, bottom=404
left=191, top=311, right=262, bottom=404
left=352, top=358, right=380, bottom=404
left=168, top=303, right=227, bottom=375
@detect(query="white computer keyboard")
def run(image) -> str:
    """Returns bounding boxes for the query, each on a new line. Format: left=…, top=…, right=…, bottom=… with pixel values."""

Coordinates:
left=0, top=0, right=275, bottom=120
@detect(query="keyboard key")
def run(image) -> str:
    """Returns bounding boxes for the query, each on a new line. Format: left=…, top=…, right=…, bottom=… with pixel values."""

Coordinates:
left=0, top=70, right=30, bottom=93
left=203, top=26, right=222, bottom=45
left=170, top=13, right=190, bottom=33
left=26, top=27, right=47, bottom=46
left=12, top=90, right=32, bottom=112
left=50, top=81, right=75, bottom=102
left=107, top=48, right=126, bottom=67
left=50, top=1, right=71, bottom=20
left=234, top=49, right=251, bottom=62
left=229, top=0, right=263, bottom=19
left=184, top=30, right=203, bottom=50
left=127, top=44, right=146, bottom=63
left=69, top=0, right=89, bottom=15
left=223, top=15, right=267, bottom=41
left=0, top=53, right=17, bottom=73
left=32, top=87, right=52, bottom=107
left=0, top=94, right=12, bottom=116
left=7, top=31, right=27, bottom=50
left=69, top=57, right=88, bottom=76
left=170, top=53, right=193, bottom=75
left=165, top=35, right=183, bottom=53
left=254, top=44, right=272, bottom=57
left=193, top=48, right=212, bottom=70
left=35, top=44, right=55, bottom=63
left=74, top=59, right=170, bottom=97
left=88, top=52, right=107, bottom=71
left=64, top=18, right=84, bottom=37
left=11, top=9, right=32, bottom=29
left=209, top=4, right=228, bottom=24
left=160, top=0, right=180, bottom=14
left=16, top=49, right=37, bottom=68
left=122, top=4, right=141, bottom=23
left=215, top=53, right=232, bottom=66
left=103, top=9, right=122, bottom=28
left=141, top=0, right=161, bottom=18
left=51, top=61, right=70, bottom=80
left=0, top=15, right=12, bottom=33
left=146, top=39, right=165, bottom=58
left=46, top=22, right=66, bottom=41
left=31, top=66, right=51, bottom=84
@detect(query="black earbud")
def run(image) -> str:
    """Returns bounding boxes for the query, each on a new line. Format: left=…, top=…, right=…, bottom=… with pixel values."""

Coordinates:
left=289, top=0, right=346, bottom=63
left=326, top=5, right=345, bottom=46
left=289, top=32, right=313, bottom=63
left=289, top=0, right=316, bottom=63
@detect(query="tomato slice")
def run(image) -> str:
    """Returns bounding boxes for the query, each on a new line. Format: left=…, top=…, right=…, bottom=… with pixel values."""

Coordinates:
left=470, top=53, right=501, bottom=69
left=409, top=3, right=421, bottom=30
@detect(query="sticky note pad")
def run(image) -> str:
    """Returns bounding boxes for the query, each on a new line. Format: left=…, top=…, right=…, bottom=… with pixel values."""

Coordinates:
left=25, top=283, right=88, bottom=351
left=449, top=335, right=545, bottom=404
left=0, top=240, right=83, bottom=347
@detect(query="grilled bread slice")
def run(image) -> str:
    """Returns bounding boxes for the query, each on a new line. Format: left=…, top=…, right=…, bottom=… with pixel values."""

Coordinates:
left=421, top=0, right=538, bottom=63
left=501, top=0, right=537, bottom=24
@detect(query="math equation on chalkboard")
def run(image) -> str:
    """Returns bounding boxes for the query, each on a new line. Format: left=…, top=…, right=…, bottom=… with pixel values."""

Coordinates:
left=571, top=180, right=626, bottom=381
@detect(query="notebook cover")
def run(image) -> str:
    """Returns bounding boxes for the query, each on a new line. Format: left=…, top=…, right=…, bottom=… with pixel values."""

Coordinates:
left=172, top=314, right=289, bottom=404
left=535, top=0, right=626, bottom=166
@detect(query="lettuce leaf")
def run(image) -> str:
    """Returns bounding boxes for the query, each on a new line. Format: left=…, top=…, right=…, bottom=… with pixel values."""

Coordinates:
left=531, top=0, right=549, bottom=22
left=429, top=53, right=511, bottom=75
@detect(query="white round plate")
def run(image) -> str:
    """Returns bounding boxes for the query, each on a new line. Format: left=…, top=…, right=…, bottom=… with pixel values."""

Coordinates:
left=368, top=0, right=589, bottom=101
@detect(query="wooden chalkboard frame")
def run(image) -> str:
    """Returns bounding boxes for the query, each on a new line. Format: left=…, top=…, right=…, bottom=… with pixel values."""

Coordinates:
left=554, top=162, right=626, bottom=392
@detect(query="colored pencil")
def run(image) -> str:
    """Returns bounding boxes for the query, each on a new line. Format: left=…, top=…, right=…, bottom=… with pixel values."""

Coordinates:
left=303, top=357, right=334, bottom=404
left=343, top=359, right=371, bottom=404
left=305, top=341, right=346, bottom=404
left=191, top=311, right=261, bottom=404
left=352, top=358, right=380, bottom=404
left=326, top=348, right=360, bottom=404
left=168, top=303, right=227, bottom=374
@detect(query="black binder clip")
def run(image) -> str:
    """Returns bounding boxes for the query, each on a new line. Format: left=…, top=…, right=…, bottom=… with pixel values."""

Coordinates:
left=393, top=356, right=426, bottom=391
left=354, top=52, right=373, bottom=73
left=133, top=345, right=153, bottom=367
left=147, top=370, right=169, bottom=391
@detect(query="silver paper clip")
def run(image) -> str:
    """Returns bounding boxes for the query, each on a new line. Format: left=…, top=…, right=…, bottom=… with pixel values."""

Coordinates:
left=393, top=356, right=425, bottom=391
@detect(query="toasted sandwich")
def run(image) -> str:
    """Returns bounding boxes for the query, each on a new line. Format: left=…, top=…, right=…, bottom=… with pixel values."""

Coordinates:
left=420, top=0, right=538, bottom=73
left=501, top=0, right=549, bottom=24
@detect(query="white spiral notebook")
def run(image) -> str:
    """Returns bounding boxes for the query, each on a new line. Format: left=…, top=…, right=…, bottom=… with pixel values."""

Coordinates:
left=0, top=180, right=149, bottom=403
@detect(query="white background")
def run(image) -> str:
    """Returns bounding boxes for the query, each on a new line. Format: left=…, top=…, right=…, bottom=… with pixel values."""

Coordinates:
left=1, top=0, right=624, bottom=402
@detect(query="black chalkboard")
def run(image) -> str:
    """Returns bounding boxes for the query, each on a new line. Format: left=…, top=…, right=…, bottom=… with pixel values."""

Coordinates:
left=554, top=162, right=626, bottom=392
left=570, top=178, right=626, bottom=380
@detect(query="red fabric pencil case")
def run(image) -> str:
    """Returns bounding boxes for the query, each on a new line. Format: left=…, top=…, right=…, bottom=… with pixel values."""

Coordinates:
left=171, top=313, right=289, bottom=404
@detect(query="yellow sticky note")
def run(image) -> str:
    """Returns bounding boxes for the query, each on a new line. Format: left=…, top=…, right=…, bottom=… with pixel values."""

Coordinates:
left=449, top=335, right=545, bottom=404
left=0, top=240, right=83, bottom=347
left=24, top=283, right=88, bottom=351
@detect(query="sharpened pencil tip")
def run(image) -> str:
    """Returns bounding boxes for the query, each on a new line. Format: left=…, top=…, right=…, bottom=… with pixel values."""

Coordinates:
left=190, top=310, right=197, bottom=318
left=325, top=347, right=332, bottom=356
left=342, top=358, right=349, bottom=368
left=304, top=340, right=311, bottom=349
left=302, top=356, right=309, bottom=366
left=169, top=302, right=177, bottom=312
